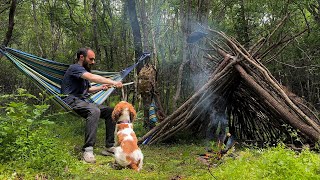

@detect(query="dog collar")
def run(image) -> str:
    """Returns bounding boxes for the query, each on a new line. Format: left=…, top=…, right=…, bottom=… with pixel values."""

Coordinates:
left=117, top=120, right=131, bottom=124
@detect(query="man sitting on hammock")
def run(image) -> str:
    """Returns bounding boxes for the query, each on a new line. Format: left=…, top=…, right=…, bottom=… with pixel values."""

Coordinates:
left=61, top=47, right=123, bottom=163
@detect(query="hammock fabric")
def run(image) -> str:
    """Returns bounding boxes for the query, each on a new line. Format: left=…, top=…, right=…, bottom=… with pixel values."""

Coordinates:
left=0, top=46, right=150, bottom=111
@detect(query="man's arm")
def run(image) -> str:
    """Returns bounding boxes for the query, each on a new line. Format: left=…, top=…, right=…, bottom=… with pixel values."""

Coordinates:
left=88, top=85, right=106, bottom=93
left=82, top=72, right=123, bottom=89
left=88, top=84, right=115, bottom=93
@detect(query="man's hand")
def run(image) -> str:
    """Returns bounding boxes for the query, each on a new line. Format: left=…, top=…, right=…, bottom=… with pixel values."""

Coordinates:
left=113, top=81, right=123, bottom=88
left=101, top=84, right=110, bottom=91
left=100, top=81, right=123, bottom=91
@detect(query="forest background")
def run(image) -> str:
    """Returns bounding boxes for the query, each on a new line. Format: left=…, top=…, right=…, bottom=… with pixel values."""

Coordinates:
left=2, top=0, right=320, bottom=114
left=2, top=0, right=320, bottom=179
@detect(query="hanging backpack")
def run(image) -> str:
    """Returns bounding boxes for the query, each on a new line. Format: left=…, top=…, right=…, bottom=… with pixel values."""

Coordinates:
left=138, top=64, right=156, bottom=95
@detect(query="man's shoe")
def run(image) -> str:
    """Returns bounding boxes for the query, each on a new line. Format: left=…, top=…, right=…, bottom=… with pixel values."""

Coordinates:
left=83, top=146, right=96, bottom=163
left=101, top=147, right=115, bottom=156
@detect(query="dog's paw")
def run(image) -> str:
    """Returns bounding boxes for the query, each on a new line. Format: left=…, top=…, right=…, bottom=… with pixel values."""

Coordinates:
left=109, top=162, right=123, bottom=170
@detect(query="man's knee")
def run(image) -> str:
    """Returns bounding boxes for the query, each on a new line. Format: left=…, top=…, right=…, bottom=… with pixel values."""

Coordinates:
left=88, top=106, right=101, bottom=118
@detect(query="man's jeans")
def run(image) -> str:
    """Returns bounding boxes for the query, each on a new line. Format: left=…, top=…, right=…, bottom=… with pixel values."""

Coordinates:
left=63, top=96, right=115, bottom=149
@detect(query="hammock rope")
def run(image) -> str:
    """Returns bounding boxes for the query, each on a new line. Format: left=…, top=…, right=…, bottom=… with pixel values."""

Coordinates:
left=0, top=46, right=150, bottom=111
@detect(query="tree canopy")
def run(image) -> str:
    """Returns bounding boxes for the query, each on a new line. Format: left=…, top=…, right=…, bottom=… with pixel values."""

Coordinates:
left=1, top=0, right=320, bottom=116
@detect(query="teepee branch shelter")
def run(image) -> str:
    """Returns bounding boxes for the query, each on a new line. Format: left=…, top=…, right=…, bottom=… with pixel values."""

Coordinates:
left=140, top=26, right=320, bottom=145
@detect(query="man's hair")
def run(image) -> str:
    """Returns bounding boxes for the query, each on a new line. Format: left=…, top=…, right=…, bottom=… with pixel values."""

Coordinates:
left=76, top=47, right=92, bottom=61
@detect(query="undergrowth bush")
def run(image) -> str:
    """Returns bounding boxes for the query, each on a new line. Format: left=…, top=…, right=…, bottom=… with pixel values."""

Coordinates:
left=0, top=89, right=75, bottom=179
left=213, top=144, right=320, bottom=179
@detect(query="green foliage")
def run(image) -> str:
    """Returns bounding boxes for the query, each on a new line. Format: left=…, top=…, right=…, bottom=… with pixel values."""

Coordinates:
left=0, top=89, right=76, bottom=178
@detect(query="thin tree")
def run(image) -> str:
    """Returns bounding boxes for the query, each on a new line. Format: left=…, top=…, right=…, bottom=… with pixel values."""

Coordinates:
left=92, top=0, right=101, bottom=64
left=2, top=0, right=17, bottom=47
left=126, top=0, right=143, bottom=73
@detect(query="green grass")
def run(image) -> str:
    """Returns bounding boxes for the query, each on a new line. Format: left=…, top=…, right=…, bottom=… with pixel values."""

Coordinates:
left=212, top=145, right=320, bottom=180
left=47, top=113, right=214, bottom=180
left=1, top=111, right=320, bottom=179
left=60, top=143, right=213, bottom=180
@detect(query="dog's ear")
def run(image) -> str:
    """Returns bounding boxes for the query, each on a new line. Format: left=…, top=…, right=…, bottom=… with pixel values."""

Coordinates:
left=112, top=105, right=122, bottom=122
left=129, top=104, right=137, bottom=121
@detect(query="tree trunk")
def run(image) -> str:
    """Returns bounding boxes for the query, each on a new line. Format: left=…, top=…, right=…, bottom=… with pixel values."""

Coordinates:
left=126, top=0, right=143, bottom=73
left=92, top=0, right=101, bottom=64
left=47, top=0, right=62, bottom=60
left=139, top=0, right=149, bottom=51
left=173, top=0, right=190, bottom=109
left=2, top=0, right=17, bottom=47
left=235, top=0, right=250, bottom=49
left=197, top=0, right=210, bottom=25
left=31, top=0, right=44, bottom=57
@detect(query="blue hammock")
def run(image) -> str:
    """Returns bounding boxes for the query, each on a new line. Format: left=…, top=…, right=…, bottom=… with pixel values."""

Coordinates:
left=0, top=46, right=150, bottom=111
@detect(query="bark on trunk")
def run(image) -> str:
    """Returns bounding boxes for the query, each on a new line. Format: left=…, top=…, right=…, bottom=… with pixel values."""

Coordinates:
left=127, top=0, right=143, bottom=73
left=2, top=0, right=17, bottom=47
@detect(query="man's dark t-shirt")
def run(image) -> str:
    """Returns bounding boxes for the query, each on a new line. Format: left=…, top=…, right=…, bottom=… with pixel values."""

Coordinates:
left=61, top=64, right=90, bottom=99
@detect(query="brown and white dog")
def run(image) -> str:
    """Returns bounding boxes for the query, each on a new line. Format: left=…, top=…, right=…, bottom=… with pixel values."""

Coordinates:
left=111, top=101, right=143, bottom=171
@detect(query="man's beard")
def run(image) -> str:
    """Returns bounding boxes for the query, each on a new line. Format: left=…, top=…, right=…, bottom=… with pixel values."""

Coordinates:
left=83, top=61, right=93, bottom=72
